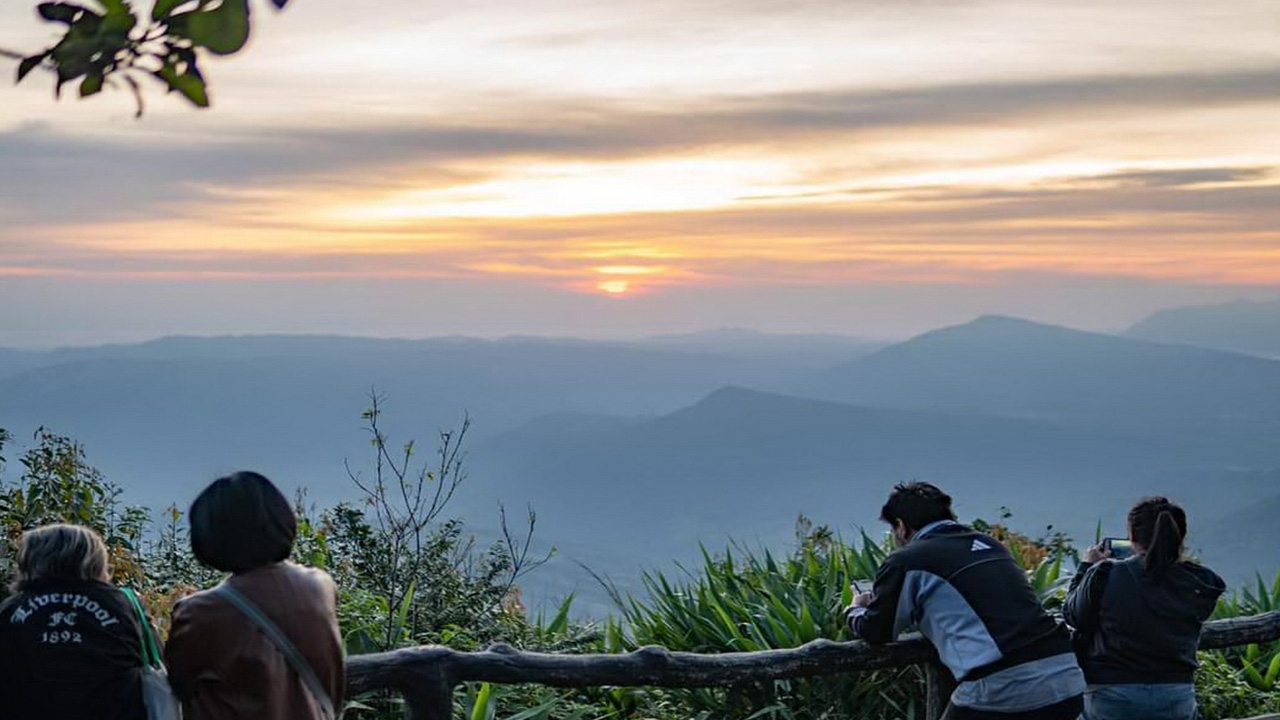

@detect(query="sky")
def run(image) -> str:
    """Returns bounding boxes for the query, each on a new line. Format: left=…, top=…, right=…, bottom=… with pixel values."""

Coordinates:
left=2, top=0, right=1279, bottom=347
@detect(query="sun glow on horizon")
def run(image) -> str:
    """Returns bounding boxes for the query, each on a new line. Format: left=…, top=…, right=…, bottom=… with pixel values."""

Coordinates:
left=328, top=157, right=799, bottom=221
left=597, top=279, right=631, bottom=295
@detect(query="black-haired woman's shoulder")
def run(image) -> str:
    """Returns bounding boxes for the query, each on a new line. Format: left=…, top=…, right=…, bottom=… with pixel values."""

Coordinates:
left=1176, top=560, right=1226, bottom=601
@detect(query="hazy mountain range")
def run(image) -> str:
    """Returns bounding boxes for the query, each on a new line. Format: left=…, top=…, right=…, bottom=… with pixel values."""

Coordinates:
left=1124, top=299, right=1280, bottom=358
left=2, top=301, right=1279, bottom=613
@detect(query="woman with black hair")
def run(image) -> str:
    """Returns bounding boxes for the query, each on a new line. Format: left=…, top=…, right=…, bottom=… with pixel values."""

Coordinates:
left=1065, top=497, right=1225, bottom=720
left=165, top=471, right=345, bottom=720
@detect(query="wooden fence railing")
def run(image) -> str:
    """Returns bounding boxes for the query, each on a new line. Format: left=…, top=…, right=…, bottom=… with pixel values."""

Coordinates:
left=346, top=610, right=1280, bottom=720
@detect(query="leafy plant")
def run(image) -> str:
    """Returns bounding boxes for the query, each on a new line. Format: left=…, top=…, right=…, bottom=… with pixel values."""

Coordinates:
left=1210, top=570, right=1280, bottom=693
left=6, top=0, right=291, bottom=116
left=610, top=518, right=921, bottom=720
left=0, top=427, right=150, bottom=594
left=1195, top=651, right=1280, bottom=720
left=323, top=394, right=553, bottom=656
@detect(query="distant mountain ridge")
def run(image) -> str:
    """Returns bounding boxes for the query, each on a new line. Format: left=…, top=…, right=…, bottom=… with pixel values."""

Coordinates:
left=0, top=330, right=881, bottom=380
left=472, top=383, right=1269, bottom=605
left=0, top=331, right=877, bottom=510
left=799, top=315, right=1280, bottom=464
left=1125, top=299, right=1280, bottom=358
left=3, top=318, right=1279, bottom=611
left=640, top=328, right=884, bottom=362
left=477, top=384, right=1197, bottom=517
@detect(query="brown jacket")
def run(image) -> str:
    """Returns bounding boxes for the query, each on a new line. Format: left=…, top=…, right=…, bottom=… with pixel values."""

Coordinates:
left=166, top=562, right=345, bottom=720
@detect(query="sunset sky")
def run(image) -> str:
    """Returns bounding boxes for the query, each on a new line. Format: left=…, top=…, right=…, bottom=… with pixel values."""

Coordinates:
left=2, top=0, right=1279, bottom=346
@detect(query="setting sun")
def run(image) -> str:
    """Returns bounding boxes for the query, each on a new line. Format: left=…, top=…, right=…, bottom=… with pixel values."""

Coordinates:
left=597, top=280, right=631, bottom=295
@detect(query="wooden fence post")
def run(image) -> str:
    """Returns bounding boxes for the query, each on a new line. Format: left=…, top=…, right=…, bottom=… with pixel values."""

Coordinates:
left=924, top=661, right=956, bottom=720
left=402, top=677, right=454, bottom=720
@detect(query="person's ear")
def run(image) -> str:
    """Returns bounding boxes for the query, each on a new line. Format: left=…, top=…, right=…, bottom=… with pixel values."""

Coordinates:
left=893, top=519, right=912, bottom=545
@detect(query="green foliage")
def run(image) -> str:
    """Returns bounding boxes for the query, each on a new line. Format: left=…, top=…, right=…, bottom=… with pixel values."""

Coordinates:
left=0, top=428, right=10, bottom=473
left=0, top=427, right=150, bottom=593
left=1208, top=570, right=1280, bottom=694
left=7, top=0, right=291, bottom=116
left=314, top=395, right=555, bottom=658
left=141, top=503, right=221, bottom=591
left=287, top=396, right=594, bottom=718
left=612, top=518, right=922, bottom=720
left=1195, top=651, right=1280, bottom=720
left=457, top=681, right=607, bottom=720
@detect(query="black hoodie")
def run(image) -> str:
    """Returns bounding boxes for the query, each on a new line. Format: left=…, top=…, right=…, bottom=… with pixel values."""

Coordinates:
left=1064, top=555, right=1225, bottom=685
left=0, top=578, right=146, bottom=720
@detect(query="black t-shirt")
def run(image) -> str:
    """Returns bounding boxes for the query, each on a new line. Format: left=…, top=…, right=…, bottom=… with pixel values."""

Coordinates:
left=0, top=578, right=146, bottom=720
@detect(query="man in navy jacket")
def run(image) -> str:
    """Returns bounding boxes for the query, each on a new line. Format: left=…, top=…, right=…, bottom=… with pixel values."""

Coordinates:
left=845, top=482, right=1085, bottom=720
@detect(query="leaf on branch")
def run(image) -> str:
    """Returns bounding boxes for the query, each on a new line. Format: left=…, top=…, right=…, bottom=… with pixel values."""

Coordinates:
left=155, top=61, right=208, bottom=106
left=51, top=43, right=95, bottom=96
left=151, top=0, right=189, bottom=20
left=16, top=53, right=48, bottom=82
left=45, top=5, right=113, bottom=98
left=171, top=0, right=249, bottom=56
left=99, top=1, right=138, bottom=37
left=37, top=2, right=87, bottom=24
left=79, top=71, right=103, bottom=96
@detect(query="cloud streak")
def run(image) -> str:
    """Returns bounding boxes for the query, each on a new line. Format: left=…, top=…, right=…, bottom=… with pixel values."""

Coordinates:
left=5, top=165, right=1278, bottom=289
left=5, top=67, right=1280, bottom=224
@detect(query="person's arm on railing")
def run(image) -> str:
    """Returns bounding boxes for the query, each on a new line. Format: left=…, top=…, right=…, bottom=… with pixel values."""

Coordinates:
left=847, top=557, right=910, bottom=644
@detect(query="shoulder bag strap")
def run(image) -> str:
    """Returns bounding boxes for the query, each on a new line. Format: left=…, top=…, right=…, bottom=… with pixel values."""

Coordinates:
left=120, top=586, right=163, bottom=669
left=212, top=583, right=338, bottom=720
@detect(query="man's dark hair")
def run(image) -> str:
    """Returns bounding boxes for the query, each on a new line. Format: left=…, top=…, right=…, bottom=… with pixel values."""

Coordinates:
left=880, top=481, right=956, bottom=532
left=189, top=471, right=296, bottom=573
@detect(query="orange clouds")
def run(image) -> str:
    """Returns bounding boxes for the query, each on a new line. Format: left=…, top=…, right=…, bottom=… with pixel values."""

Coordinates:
left=5, top=83, right=1280, bottom=291
left=9, top=197, right=1280, bottom=288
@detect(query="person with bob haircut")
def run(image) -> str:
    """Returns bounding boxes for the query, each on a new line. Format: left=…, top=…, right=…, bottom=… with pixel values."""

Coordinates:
left=165, top=471, right=345, bottom=720
left=1065, top=496, right=1225, bottom=720
left=0, top=523, right=153, bottom=719
left=844, top=482, right=1085, bottom=720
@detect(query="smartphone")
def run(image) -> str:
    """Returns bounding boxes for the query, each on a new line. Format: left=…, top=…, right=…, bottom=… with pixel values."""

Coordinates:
left=1102, top=537, right=1134, bottom=560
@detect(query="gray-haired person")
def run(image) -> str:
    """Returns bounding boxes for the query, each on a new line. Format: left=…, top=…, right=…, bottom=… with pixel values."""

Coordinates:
left=0, top=523, right=152, bottom=720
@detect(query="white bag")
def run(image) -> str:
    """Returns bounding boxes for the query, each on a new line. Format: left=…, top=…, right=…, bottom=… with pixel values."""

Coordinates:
left=140, top=665, right=183, bottom=720
left=123, top=587, right=183, bottom=720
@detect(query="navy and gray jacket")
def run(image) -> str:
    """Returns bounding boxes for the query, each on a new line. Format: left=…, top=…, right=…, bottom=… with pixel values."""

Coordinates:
left=848, top=521, right=1084, bottom=712
left=1064, top=555, right=1224, bottom=685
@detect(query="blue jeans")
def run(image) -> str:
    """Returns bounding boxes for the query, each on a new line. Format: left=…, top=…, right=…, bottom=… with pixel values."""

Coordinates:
left=1085, top=684, right=1197, bottom=720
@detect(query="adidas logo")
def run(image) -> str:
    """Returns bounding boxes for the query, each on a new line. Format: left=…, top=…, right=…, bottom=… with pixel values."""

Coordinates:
left=970, top=539, right=993, bottom=552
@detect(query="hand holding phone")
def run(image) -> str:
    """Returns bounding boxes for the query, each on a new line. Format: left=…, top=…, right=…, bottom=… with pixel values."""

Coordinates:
left=1102, top=537, right=1134, bottom=560
left=849, top=581, right=874, bottom=608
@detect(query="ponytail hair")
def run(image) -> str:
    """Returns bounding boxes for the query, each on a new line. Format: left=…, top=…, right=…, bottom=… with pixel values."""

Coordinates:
left=1128, top=496, right=1187, bottom=578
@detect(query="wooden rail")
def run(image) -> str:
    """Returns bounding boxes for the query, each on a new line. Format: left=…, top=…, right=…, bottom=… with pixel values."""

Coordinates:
left=345, top=610, right=1280, bottom=720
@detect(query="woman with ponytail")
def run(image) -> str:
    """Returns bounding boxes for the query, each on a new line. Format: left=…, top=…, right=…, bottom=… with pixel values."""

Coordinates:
left=1064, top=497, right=1225, bottom=720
